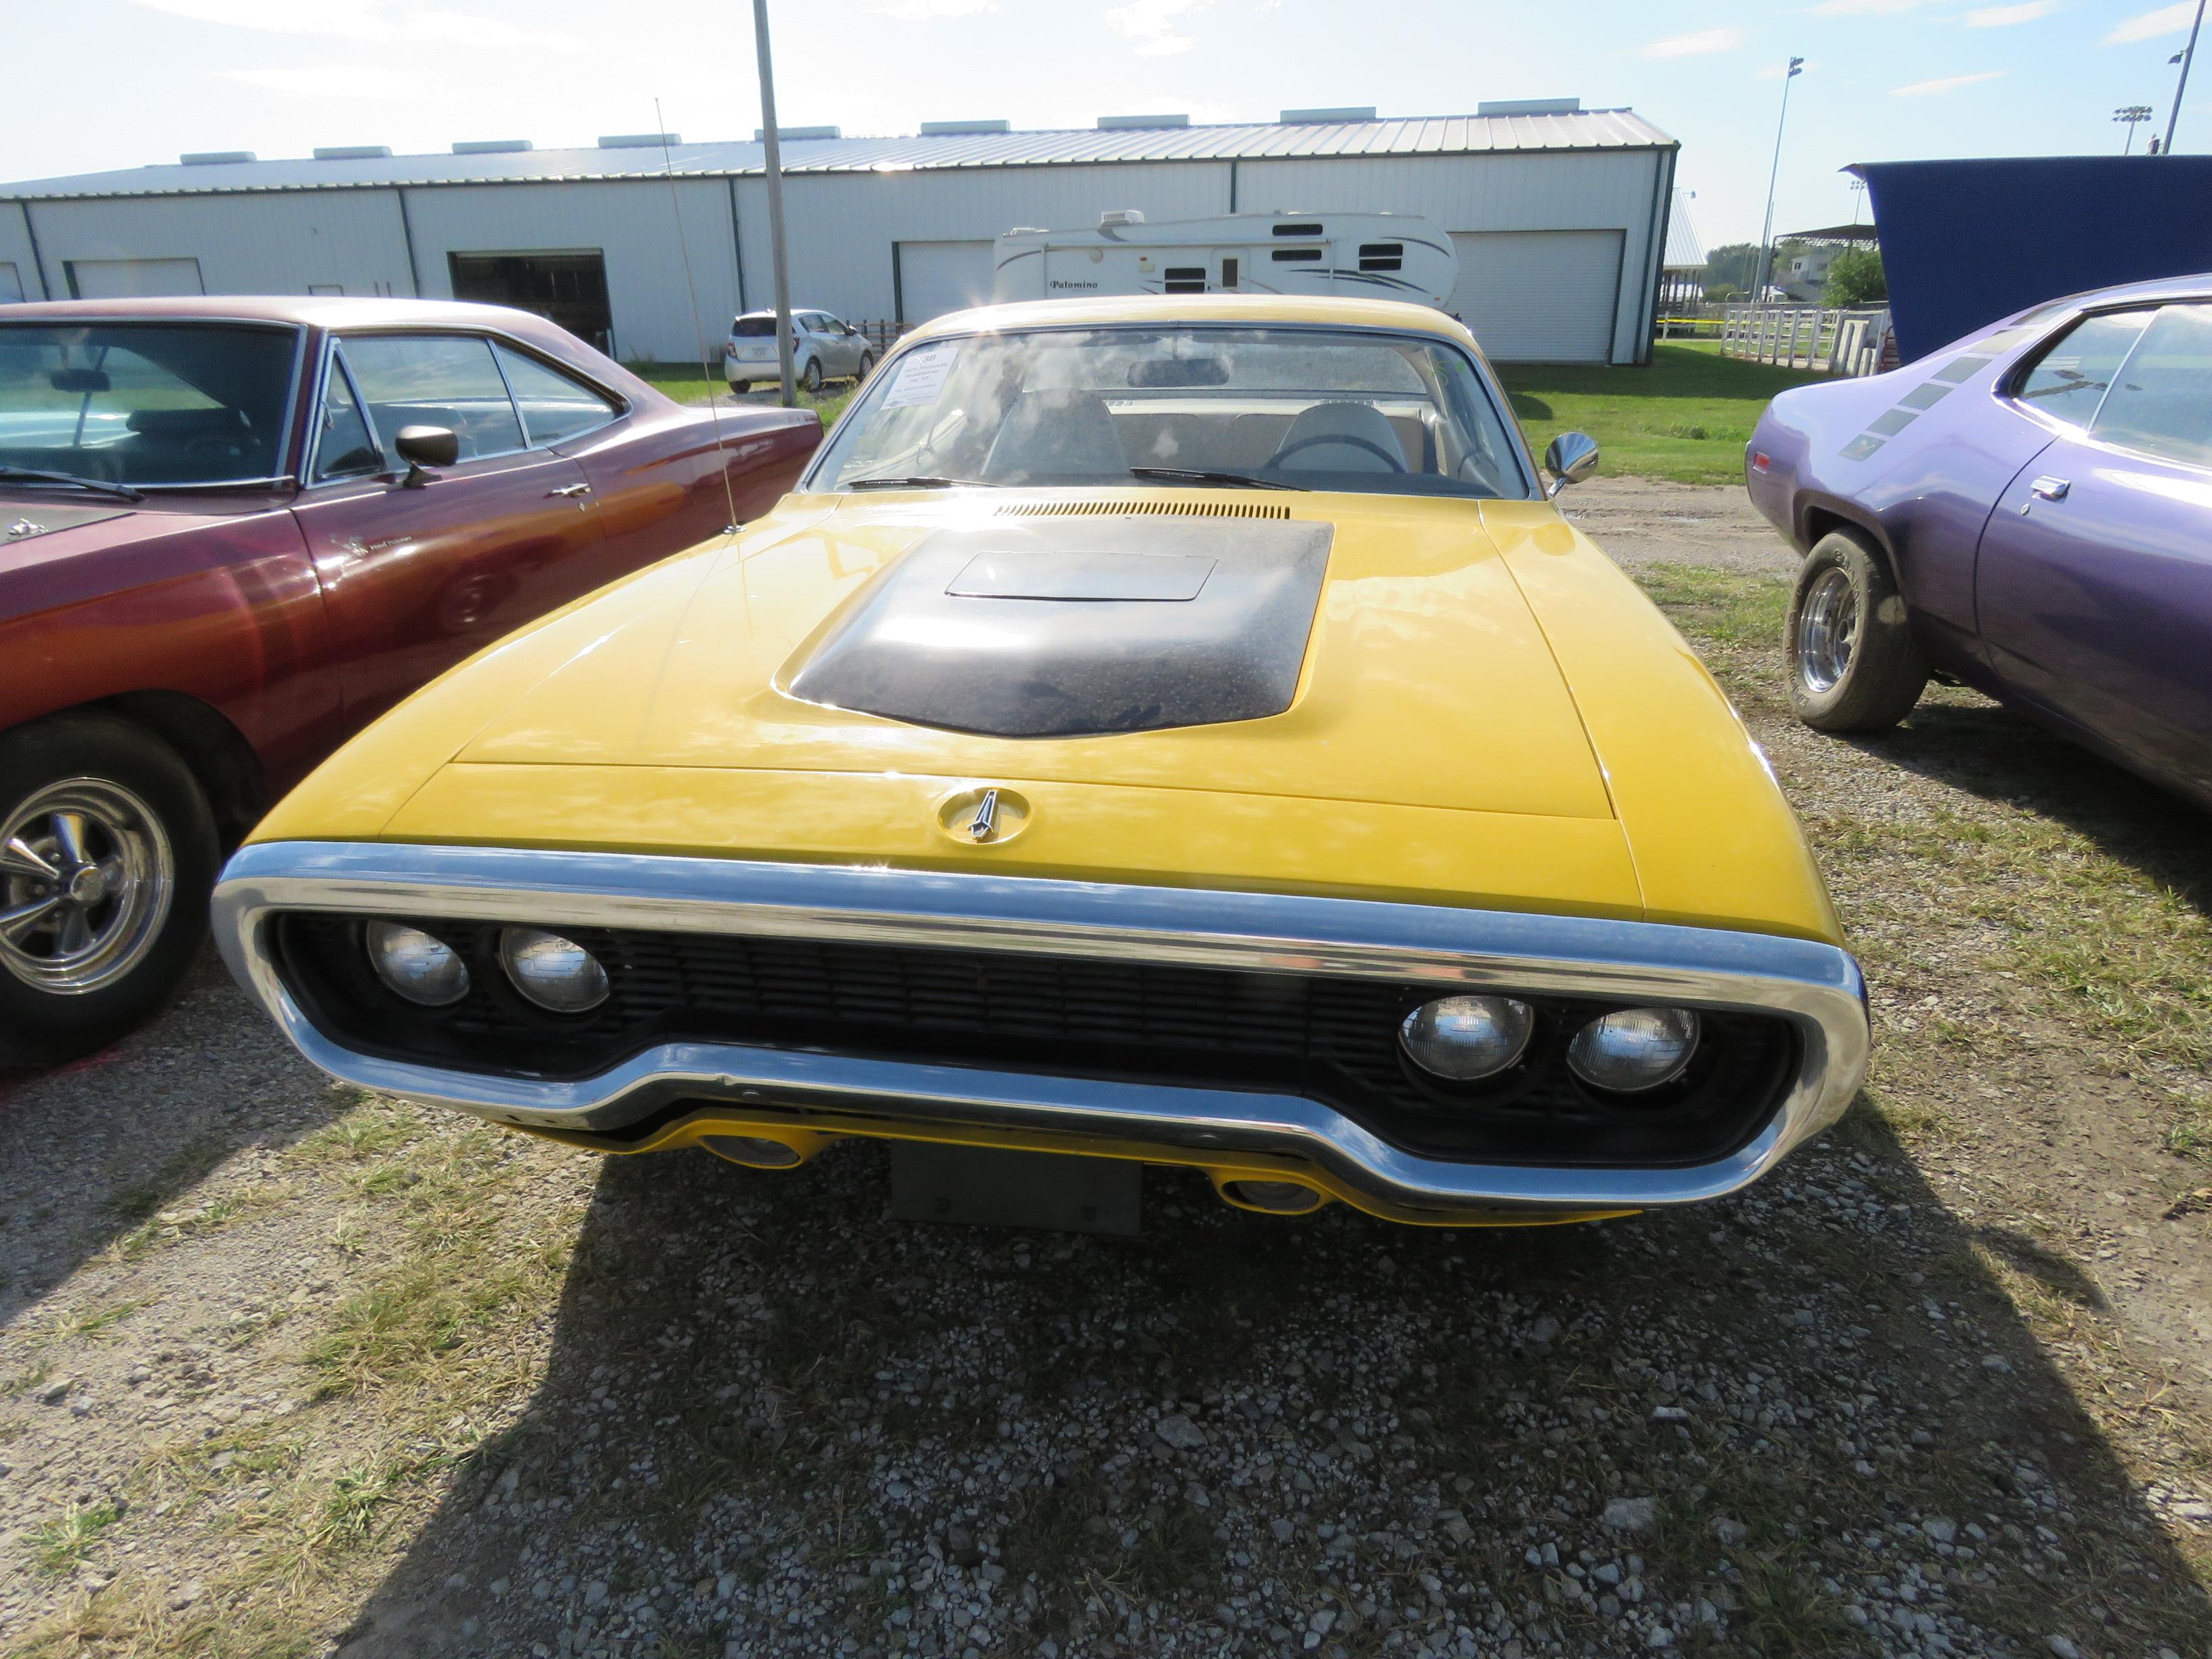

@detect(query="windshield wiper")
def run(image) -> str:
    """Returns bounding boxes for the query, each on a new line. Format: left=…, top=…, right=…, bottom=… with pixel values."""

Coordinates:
left=1126, top=466, right=1303, bottom=492
left=844, top=474, right=994, bottom=491
left=0, top=466, right=144, bottom=502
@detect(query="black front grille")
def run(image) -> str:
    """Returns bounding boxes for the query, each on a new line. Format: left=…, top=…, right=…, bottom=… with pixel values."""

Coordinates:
left=274, top=913, right=1797, bottom=1168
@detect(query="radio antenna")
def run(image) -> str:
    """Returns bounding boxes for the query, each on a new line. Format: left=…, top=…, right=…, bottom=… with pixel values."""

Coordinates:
left=655, top=99, right=745, bottom=535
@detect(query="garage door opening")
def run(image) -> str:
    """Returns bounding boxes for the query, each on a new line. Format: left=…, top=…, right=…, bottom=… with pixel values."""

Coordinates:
left=1448, top=230, right=1624, bottom=365
left=447, top=251, right=612, bottom=354
left=895, top=241, right=994, bottom=325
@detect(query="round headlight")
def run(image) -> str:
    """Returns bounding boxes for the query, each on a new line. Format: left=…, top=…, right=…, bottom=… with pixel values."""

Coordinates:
left=1567, top=1006, right=1700, bottom=1093
left=365, top=920, right=470, bottom=1007
left=1399, top=994, right=1536, bottom=1082
left=499, top=926, right=609, bottom=1012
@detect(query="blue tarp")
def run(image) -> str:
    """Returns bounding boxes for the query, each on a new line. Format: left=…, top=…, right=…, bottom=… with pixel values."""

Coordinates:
left=1855, top=157, right=2212, bottom=361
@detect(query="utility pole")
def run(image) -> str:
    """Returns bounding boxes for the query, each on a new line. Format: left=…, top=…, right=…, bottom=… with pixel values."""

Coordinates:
left=1754, top=58, right=1805, bottom=305
left=752, top=0, right=796, bottom=406
left=2116, top=104, right=2154, bottom=154
left=2165, top=0, right=2205, bottom=155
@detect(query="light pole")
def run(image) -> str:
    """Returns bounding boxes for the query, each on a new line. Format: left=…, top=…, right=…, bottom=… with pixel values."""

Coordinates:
left=1754, top=58, right=1805, bottom=304
left=2165, top=0, right=2205, bottom=155
left=2116, top=104, right=2154, bottom=153
left=752, top=0, right=797, bottom=406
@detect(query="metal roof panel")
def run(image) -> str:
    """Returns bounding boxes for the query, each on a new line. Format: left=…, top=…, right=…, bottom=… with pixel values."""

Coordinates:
left=0, top=109, right=1675, bottom=199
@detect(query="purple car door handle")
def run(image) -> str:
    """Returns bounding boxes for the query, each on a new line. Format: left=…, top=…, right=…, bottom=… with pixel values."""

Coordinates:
left=2026, top=475, right=2071, bottom=505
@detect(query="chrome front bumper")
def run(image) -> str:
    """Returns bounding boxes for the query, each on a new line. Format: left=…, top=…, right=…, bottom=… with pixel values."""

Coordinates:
left=213, top=842, right=1870, bottom=1220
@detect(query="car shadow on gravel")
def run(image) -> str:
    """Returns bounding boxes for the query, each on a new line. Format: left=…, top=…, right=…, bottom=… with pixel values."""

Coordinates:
left=335, top=1118, right=2211, bottom=1658
left=1856, top=693, right=2212, bottom=910
left=0, top=947, right=349, bottom=1331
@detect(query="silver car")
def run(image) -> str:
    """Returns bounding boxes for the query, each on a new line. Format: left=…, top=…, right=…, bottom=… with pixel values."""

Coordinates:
left=724, top=309, right=875, bottom=394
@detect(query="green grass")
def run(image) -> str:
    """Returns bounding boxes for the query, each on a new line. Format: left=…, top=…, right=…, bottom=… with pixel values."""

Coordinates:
left=1496, top=342, right=1834, bottom=485
left=628, top=361, right=856, bottom=432
left=27, top=1500, right=122, bottom=1576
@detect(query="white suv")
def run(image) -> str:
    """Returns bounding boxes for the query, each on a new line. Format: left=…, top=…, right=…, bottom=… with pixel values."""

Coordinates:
left=725, top=309, right=874, bottom=394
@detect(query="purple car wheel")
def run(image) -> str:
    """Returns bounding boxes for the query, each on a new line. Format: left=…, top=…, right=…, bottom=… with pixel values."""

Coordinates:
left=1786, top=529, right=1929, bottom=734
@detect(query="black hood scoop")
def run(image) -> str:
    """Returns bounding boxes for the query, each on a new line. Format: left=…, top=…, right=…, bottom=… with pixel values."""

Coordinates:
left=786, top=517, right=1334, bottom=739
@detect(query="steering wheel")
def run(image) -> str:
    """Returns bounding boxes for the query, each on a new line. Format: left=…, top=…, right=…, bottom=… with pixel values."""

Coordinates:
left=1270, top=432, right=1408, bottom=472
left=182, top=434, right=244, bottom=459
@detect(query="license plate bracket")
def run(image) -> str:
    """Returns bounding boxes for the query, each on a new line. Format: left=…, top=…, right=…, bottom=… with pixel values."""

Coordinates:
left=888, top=1142, right=1142, bottom=1235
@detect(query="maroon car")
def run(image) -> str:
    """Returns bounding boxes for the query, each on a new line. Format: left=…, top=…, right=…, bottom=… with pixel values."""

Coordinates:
left=0, top=297, right=818, bottom=1064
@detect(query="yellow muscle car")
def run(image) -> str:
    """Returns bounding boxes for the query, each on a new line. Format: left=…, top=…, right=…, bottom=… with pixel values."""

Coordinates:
left=213, top=295, right=1867, bottom=1231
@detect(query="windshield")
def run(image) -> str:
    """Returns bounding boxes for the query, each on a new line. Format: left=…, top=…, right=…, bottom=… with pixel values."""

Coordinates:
left=806, top=325, right=1531, bottom=499
left=0, top=323, right=296, bottom=487
left=732, top=316, right=779, bottom=337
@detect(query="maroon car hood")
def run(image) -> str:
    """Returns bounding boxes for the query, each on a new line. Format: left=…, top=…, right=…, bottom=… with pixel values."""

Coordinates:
left=0, top=491, right=300, bottom=625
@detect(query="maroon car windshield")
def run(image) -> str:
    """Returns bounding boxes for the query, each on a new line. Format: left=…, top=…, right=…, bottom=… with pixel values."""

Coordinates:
left=0, top=323, right=295, bottom=488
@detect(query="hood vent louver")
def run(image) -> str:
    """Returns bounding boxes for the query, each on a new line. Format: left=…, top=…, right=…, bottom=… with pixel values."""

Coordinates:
left=995, top=499, right=1291, bottom=520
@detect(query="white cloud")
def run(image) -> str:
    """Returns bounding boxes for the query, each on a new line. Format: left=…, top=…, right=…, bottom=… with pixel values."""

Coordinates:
left=220, top=64, right=426, bottom=99
left=1638, top=27, right=1746, bottom=58
left=135, top=0, right=578, bottom=52
left=1891, top=70, right=2007, bottom=94
left=2105, top=3, right=2197, bottom=43
left=1967, top=1, right=2055, bottom=24
left=872, top=0, right=996, bottom=17
left=1106, top=0, right=1209, bottom=56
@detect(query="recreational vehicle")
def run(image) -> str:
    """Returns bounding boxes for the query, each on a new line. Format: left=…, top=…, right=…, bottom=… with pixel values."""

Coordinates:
left=992, top=212, right=1458, bottom=310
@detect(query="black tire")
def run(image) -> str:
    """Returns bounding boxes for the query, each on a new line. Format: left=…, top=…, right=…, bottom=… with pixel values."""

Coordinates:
left=729, top=380, right=750, bottom=395
left=801, top=356, right=824, bottom=394
left=0, top=713, right=218, bottom=1067
left=1786, top=529, right=1930, bottom=733
left=854, top=351, right=875, bottom=385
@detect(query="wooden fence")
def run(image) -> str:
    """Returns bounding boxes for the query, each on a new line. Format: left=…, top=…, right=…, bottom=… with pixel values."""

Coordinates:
left=1719, top=306, right=1892, bottom=376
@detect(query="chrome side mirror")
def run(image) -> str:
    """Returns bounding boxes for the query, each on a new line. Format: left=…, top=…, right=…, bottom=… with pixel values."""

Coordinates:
left=1542, top=431, right=1599, bottom=497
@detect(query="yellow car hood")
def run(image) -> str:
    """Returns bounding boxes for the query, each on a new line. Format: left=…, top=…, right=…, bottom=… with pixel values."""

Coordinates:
left=253, top=490, right=1841, bottom=941
left=449, top=491, right=1611, bottom=820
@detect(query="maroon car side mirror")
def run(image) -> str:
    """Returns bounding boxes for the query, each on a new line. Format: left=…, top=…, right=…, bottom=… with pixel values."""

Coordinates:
left=394, top=424, right=459, bottom=487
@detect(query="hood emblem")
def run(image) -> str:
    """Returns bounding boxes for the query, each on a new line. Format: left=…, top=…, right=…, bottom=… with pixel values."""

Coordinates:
left=937, top=785, right=1029, bottom=848
left=7, top=519, right=43, bottom=539
left=966, top=789, right=1001, bottom=842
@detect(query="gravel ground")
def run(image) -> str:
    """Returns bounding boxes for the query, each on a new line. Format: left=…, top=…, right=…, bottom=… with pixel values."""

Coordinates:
left=1, top=481, right=2209, bottom=1659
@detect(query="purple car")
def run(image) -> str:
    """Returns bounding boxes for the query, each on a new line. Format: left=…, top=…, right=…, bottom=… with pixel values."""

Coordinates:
left=1746, top=274, right=2212, bottom=808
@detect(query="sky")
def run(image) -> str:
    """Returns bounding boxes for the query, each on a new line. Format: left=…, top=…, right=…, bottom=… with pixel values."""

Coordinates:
left=1, top=0, right=2205, bottom=251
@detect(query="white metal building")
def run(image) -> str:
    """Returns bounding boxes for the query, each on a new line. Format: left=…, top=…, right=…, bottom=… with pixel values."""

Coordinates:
left=0, top=102, right=1679, bottom=365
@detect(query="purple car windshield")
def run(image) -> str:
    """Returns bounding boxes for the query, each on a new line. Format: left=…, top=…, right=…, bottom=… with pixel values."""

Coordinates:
left=0, top=323, right=295, bottom=488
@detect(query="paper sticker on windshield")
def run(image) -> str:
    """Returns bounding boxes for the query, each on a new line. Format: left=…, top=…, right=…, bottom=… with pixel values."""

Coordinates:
left=881, top=344, right=958, bottom=409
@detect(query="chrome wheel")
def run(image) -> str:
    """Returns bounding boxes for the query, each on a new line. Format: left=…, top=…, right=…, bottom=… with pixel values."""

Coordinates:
left=0, top=778, right=174, bottom=994
left=1796, top=567, right=1859, bottom=695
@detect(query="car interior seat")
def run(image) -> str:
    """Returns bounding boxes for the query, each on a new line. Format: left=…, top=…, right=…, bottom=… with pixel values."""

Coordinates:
left=1267, top=401, right=1409, bottom=474
left=981, top=390, right=1130, bottom=485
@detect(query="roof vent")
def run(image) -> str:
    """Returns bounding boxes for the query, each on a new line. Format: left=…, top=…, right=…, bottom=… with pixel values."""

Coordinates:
left=313, top=145, right=392, bottom=161
left=453, top=138, right=533, bottom=155
left=180, top=150, right=255, bottom=166
left=1097, top=112, right=1190, bottom=130
left=600, top=132, right=680, bottom=148
left=920, top=119, right=1010, bottom=136
left=1099, top=209, right=1147, bottom=228
left=1477, top=98, right=1582, bottom=117
left=754, top=125, right=841, bottom=142
left=1279, top=106, right=1376, bottom=124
